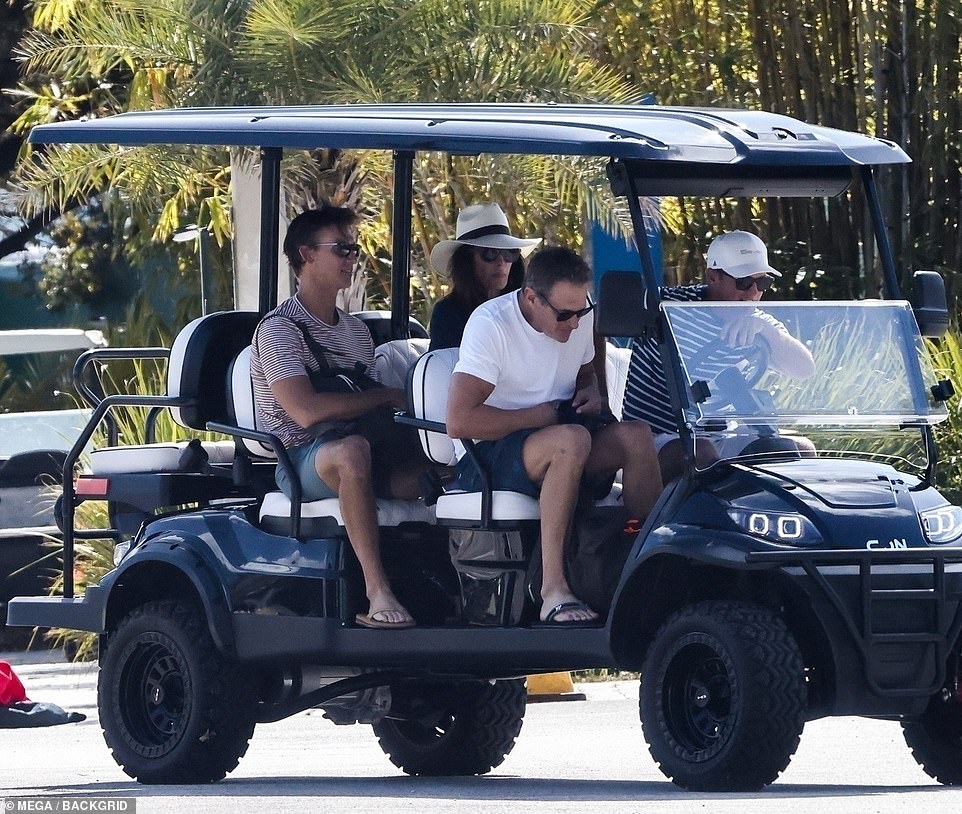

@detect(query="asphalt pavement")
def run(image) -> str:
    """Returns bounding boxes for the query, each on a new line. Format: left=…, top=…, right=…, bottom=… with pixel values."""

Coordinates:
left=2, top=650, right=962, bottom=814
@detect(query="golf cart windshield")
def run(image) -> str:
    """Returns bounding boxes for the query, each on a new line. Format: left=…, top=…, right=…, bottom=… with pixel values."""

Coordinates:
left=664, top=300, right=947, bottom=432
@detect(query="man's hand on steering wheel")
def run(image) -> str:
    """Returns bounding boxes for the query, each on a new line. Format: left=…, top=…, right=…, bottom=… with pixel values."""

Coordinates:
left=720, top=311, right=768, bottom=348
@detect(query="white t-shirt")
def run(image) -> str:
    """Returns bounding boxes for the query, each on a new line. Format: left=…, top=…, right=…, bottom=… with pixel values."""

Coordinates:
left=454, top=290, right=595, bottom=411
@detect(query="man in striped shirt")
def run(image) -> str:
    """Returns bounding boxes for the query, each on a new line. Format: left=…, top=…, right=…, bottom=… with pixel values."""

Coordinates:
left=622, top=231, right=815, bottom=480
left=250, top=206, right=424, bottom=630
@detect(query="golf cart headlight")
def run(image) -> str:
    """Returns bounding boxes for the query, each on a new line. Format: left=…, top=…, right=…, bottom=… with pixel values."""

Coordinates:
left=113, top=540, right=131, bottom=566
left=920, top=505, right=962, bottom=543
left=728, top=509, right=822, bottom=545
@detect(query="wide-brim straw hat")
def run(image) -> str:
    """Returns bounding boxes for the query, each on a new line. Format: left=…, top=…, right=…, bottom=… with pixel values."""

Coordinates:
left=430, top=203, right=541, bottom=276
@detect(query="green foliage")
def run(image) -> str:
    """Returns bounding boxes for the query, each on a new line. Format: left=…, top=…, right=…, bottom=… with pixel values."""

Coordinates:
left=9, top=0, right=645, bottom=326
left=930, top=329, right=962, bottom=504
left=28, top=203, right=111, bottom=310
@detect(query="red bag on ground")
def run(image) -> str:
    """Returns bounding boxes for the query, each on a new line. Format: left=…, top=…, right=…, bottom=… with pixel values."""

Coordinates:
left=0, top=661, right=29, bottom=705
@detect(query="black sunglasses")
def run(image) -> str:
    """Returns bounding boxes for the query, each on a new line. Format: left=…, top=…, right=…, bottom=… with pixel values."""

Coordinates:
left=476, top=247, right=522, bottom=264
left=311, top=241, right=361, bottom=258
left=536, top=290, right=595, bottom=322
left=721, top=270, right=775, bottom=292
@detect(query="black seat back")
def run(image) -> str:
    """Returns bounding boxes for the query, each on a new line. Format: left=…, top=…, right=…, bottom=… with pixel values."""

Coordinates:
left=168, top=311, right=260, bottom=430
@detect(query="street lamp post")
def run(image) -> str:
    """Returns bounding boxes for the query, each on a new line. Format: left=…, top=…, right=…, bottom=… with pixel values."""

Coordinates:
left=173, top=224, right=211, bottom=316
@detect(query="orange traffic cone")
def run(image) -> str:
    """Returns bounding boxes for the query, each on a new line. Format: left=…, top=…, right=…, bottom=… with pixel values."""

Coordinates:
left=526, top=672, right=586, bottom=702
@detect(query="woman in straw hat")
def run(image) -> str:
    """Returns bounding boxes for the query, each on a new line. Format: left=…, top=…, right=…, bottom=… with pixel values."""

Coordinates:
left=428, top=203, right=541, bottom=351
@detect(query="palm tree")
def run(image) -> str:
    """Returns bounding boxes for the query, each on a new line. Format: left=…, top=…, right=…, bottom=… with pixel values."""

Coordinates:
left=10, top=0, right=648, bottom=318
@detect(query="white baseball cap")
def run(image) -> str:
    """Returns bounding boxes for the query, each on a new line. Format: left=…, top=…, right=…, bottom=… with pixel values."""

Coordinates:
left=706, top=230, right=781, bottom=278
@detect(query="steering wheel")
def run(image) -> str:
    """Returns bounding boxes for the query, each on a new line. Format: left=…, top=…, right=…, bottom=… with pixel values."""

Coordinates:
left=686, top=334, right=772, bottom=414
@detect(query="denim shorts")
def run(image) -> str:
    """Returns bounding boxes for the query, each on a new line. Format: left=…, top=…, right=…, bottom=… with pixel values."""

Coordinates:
left=275, top=437, right=339, bottom=502
left=454, top=429, right=540, bottom=497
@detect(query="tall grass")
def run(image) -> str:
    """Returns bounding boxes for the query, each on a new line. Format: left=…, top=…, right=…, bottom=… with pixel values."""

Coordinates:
left=929, top=329, right=962, bottom=504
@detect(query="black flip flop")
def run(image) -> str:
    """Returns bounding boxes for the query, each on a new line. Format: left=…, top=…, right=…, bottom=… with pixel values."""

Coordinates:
left=536, top=600, right=601, bottom=627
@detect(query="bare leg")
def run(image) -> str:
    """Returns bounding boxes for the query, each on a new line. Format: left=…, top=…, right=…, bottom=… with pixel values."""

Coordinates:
left=522, top=424, right=598, bottom=623
left=388, top=461, right=434, bottom=499
left=314, top=435, right=412, bottom=625
left=658, top=437, right=719, bottom=482
left=586, top=421, right=662, bottom=520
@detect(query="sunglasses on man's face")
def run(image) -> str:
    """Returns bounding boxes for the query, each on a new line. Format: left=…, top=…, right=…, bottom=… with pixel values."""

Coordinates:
left=311, top=241, right=362, bottom=258
left=721, top=270, right=775, bottom=292
left=476, top=247, right=522, bottom=264
left=536, top=290, right=595, bottom=322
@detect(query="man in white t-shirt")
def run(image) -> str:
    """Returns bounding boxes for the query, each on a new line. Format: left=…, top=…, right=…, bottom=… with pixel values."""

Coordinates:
left=447, top=246, right=663, bottom=625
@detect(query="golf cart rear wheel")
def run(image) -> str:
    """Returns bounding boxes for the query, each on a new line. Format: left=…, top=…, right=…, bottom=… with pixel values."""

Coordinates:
left=373, top=678, right=526, bottom=775
left=640, top=600, right=805, bottom=791
left=902, top=690, right=962, bottom=784
left=99, top=599, right=256, bottom=783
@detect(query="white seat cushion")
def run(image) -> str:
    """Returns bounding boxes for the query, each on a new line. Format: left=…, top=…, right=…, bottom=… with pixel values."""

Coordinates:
left=408, top=348, right=460, bottom=466
left=259, top=490, right=435, bottom=527
left=229, top=346, right=275, bottom=459
left=605, top=343, right=632, bottom=421
left=435, top=490, right=540, bottom=523
left=373, top=338, right=429, bottom=389
left=89, top=440, right=235, bottom=475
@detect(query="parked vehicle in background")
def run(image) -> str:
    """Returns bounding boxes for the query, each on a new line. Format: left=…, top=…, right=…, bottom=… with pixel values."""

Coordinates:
left=0, top=328, right=104, bottom=645
left=6, top=104, right=961, bottom=792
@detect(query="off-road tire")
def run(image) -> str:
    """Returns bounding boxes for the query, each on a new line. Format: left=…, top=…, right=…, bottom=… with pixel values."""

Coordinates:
left=99, top=600, right=256, bottom=784
left=373, top=678, right=526, bottom=775
left=902, top=692, right=962, bottom=784
left=640, top=600, right=805, bottom=791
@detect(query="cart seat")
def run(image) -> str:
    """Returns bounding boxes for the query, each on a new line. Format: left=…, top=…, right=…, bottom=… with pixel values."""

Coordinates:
left=605, top=343, right=632, bottom=420
left=87, top=312, right=259, bottom=476
left=407, top=348, right=540, bottom=526
left=89, top=441, right=235, bottom=474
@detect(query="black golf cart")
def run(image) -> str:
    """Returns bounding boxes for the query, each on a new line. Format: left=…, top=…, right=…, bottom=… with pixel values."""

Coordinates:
left=7, top=104, right=962, bottom=792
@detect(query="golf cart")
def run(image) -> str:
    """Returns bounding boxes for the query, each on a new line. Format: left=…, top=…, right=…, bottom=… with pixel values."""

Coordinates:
left=6, top=104, right=961, bottom=792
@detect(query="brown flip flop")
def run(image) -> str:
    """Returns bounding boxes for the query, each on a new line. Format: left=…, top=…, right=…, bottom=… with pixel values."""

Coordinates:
left=355, top=610, right=416, bottom=629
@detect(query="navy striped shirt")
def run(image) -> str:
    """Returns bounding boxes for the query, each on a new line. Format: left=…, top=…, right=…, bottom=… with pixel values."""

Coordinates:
left=622, top=285, right=706, bottom=435
left=623, top=285, right=788, bottom=434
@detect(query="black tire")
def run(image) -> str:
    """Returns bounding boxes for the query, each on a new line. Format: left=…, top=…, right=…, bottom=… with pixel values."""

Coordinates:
left=640, top=600, right=806, bottom=791
left=373, top=678, right=526, bottom=775
left=98, top=600, right=256, bottom=784
left=902, top=691, right=962, bottom=784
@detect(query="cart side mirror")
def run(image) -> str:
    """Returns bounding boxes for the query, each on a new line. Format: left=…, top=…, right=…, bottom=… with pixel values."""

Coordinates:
left=595, top=271, right=656, bottom=338
left=912, top=270, right=949, bottom=338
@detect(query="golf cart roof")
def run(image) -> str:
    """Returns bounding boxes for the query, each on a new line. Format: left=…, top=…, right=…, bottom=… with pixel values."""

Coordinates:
left=27, top=104, right=908, bottom=196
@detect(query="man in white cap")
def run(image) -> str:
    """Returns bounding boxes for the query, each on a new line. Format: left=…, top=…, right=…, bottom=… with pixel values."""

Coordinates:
left=622, top=230, right=815, bottom=480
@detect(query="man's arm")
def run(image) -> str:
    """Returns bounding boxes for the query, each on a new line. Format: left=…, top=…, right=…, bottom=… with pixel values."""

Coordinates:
left=446, top=372, right=557, bottom=441
left=760, top=322, right=815, bottom=378
left=571, top=361, right=604, bottom=415
left=271, top=376, right=404, bottom=430
left=721, top=313, right=815, bottom=379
